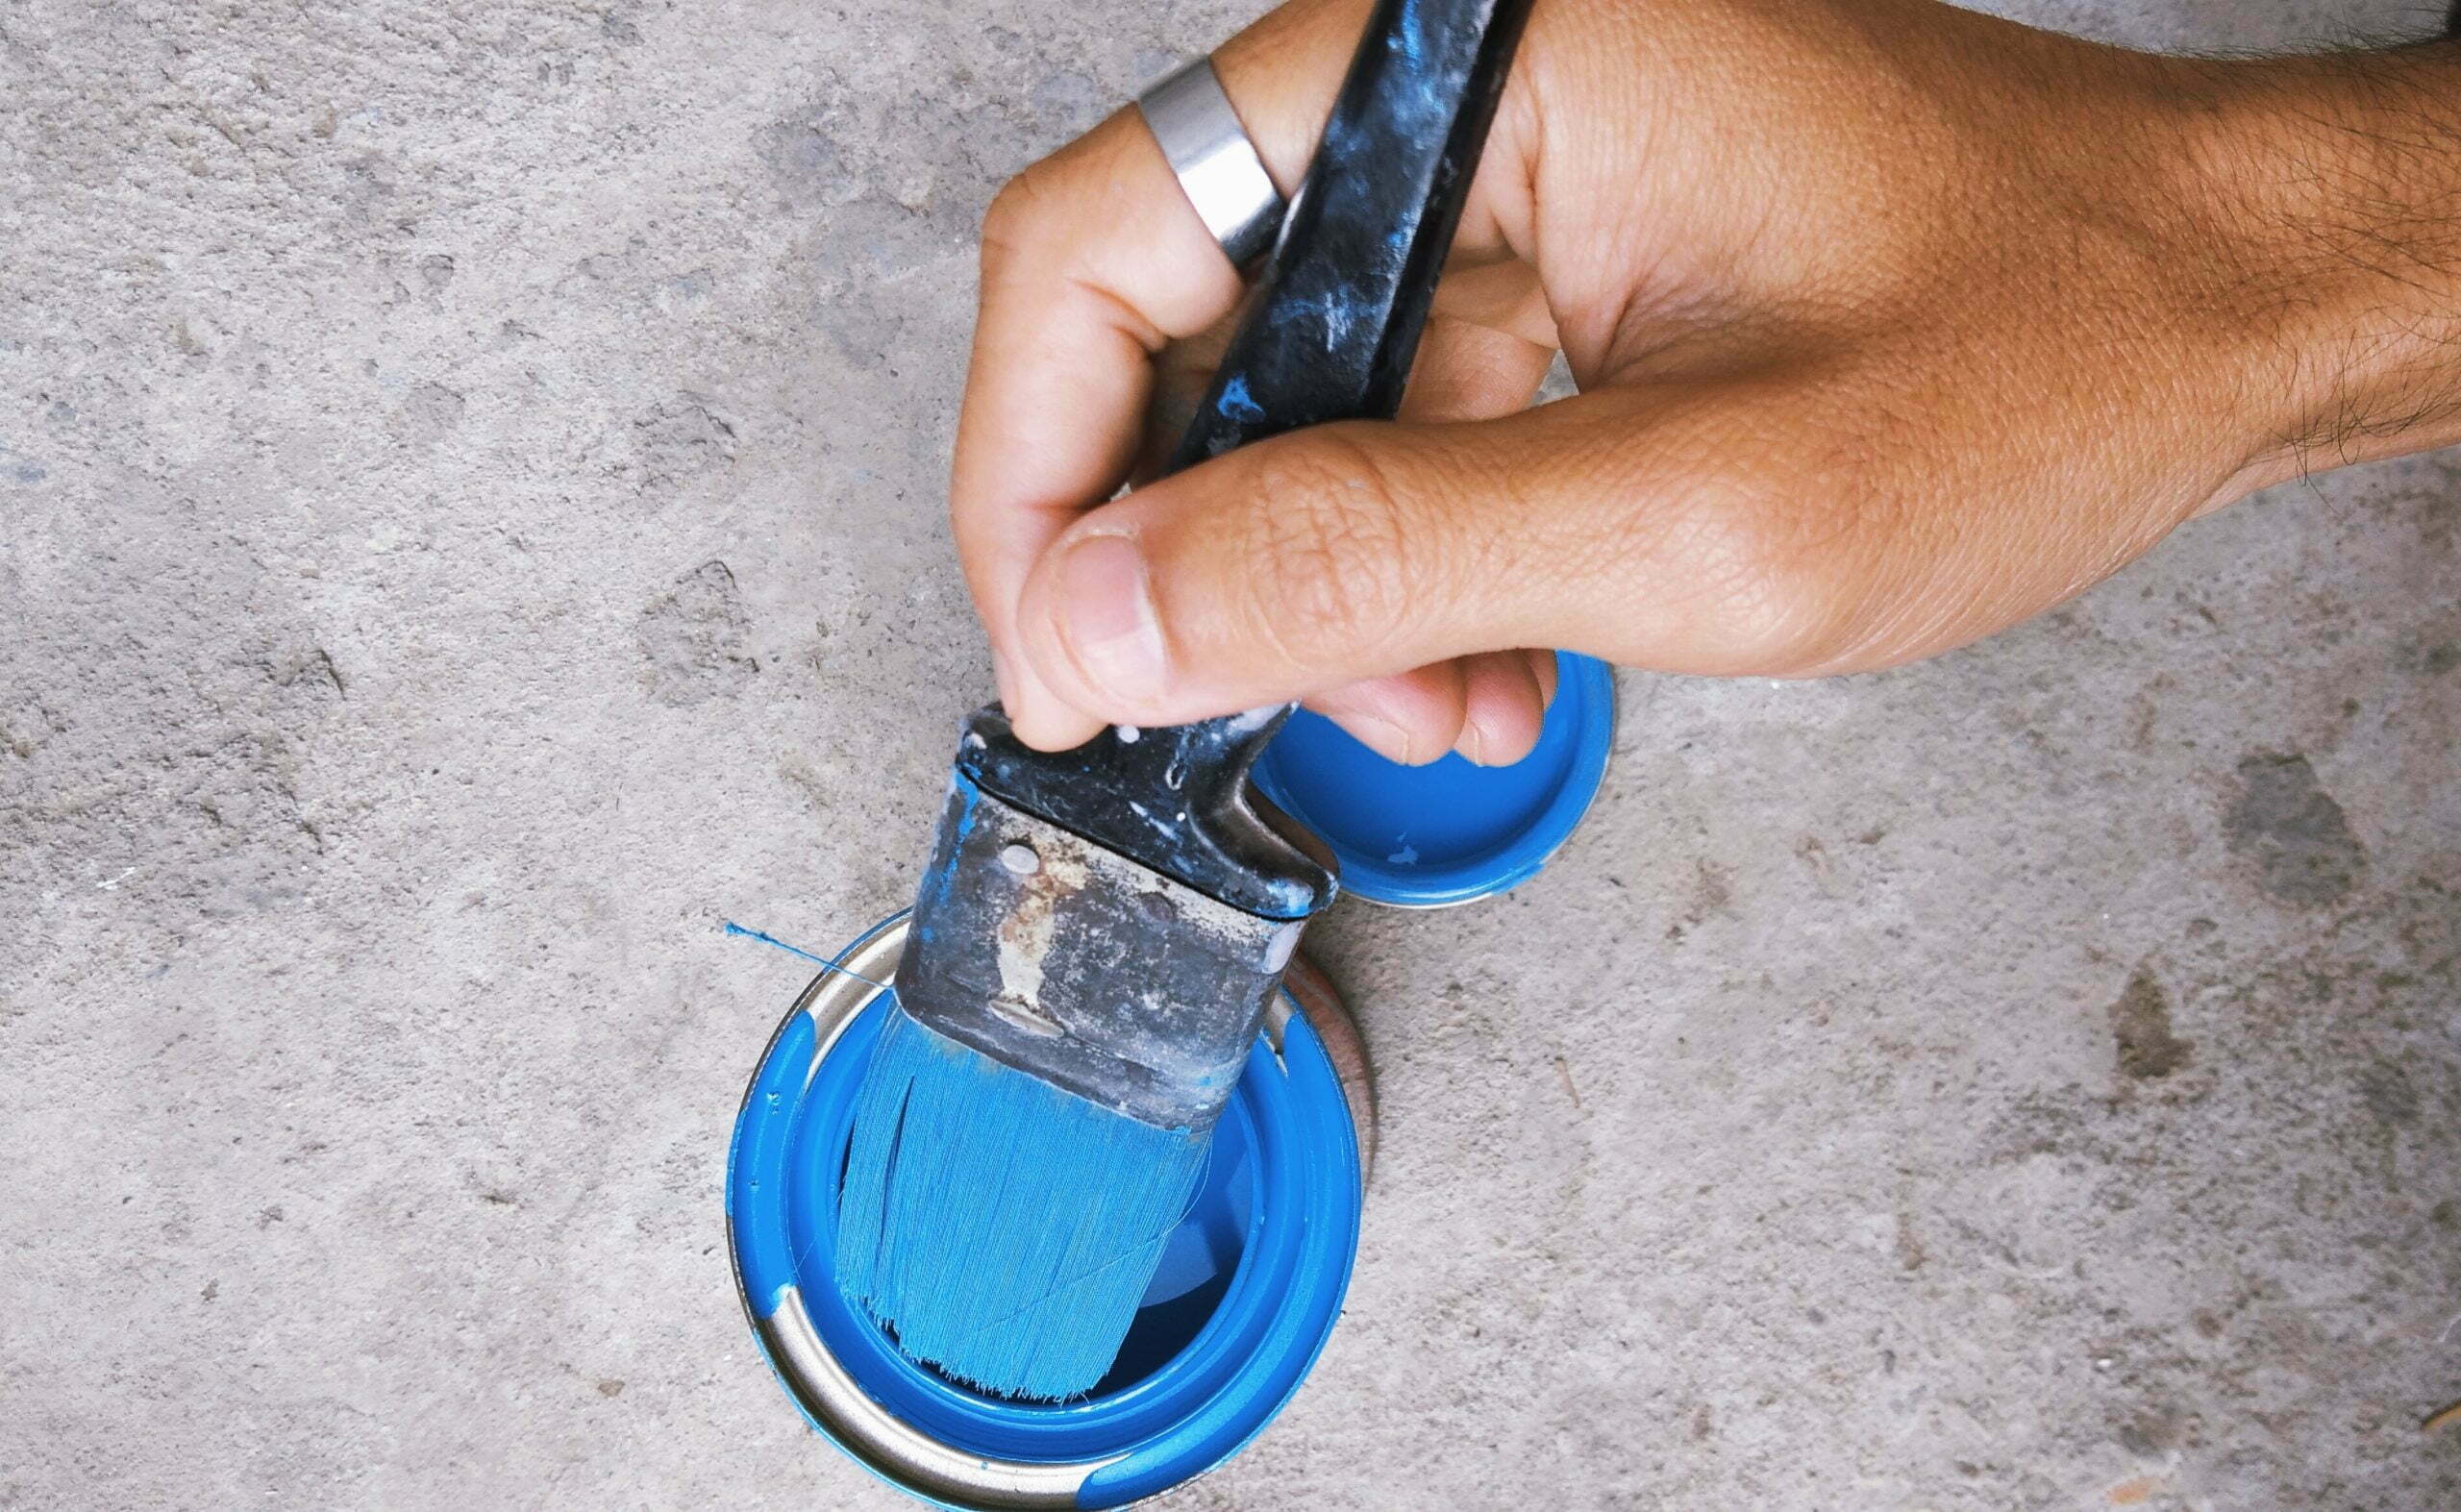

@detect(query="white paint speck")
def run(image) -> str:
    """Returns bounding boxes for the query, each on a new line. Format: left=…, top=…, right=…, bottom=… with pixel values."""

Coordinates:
left=1114, top=725, right=1139, bottom=743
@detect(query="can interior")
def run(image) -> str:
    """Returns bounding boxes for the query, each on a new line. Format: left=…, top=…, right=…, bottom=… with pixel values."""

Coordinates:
left=1091, top=1103, right=1255, bottom=1392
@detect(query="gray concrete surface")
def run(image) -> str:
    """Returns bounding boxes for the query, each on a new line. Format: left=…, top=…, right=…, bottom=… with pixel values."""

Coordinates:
left=3, top=0, right=2456, bottom=1507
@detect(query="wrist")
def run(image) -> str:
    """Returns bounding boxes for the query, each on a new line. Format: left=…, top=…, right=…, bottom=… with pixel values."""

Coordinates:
left=2173, top=44, right=2461, bottom=493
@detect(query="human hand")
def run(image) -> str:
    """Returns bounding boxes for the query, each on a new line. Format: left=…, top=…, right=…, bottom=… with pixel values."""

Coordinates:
left=950, top=0, right=2461, bottom=762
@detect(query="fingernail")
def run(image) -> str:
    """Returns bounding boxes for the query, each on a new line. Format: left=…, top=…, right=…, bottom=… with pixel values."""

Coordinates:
left=1341, top=711, right=1418, bottom=766
left=1459, top=721, right=1491, bottom=767
left=1052, top=533, right=1168, bottom=705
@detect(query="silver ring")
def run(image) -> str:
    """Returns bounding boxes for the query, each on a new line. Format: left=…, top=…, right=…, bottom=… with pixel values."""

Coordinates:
left=1137, top=59, right=1285, bottom=269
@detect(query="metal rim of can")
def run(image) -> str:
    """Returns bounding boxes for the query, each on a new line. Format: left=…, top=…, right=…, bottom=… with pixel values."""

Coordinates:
left=724, top=913, right=1374, bottom=1510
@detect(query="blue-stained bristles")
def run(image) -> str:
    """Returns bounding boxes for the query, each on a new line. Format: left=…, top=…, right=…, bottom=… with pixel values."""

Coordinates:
left=834, top=1001, right=1210, bottom=1400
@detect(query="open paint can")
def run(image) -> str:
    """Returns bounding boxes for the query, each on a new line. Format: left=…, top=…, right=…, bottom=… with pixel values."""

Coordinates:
left=1254, top=650, right=1616, bottom=907
left=726, top=913, right=1373, bottom=1510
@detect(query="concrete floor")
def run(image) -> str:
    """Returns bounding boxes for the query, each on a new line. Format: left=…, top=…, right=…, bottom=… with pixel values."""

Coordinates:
left=3, top=0, right=2456, bottom=1507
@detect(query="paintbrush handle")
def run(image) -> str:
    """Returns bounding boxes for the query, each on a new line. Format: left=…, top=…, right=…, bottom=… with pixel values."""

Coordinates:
left=960, top=0, right=1534, bottom=914
left=1167, top=0, right=1537, bottom=468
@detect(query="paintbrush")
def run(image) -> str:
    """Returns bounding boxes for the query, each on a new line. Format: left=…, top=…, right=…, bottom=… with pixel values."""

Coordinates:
left=835, top=0, right=1538, bottom=1400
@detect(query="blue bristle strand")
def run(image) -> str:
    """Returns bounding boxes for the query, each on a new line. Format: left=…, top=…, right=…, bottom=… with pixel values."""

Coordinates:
left=834, top=1002, right=1211, bottom=1400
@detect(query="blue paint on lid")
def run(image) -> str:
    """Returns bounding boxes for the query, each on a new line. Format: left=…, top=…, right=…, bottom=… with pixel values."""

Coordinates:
left=1253, top=651, right=1615, bottom=907
left=725, top=920, right=1364, bottom=1510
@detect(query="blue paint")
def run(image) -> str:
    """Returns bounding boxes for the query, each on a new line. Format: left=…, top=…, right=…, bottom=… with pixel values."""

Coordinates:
left=723, top=921, right=894, bottom=991
left=905, top=771, right=983, bottom=954
left=833, top=1008, right=1210, bottom=1400
left=729, top=1004, right=817, bottom=1314
left=1214, top=376, right=1266, bottom=424
left=1254, top=651, right=1615, bottom=906
left=723, top=916, right=1363, bottom=1508
left=1388, top=0, right=1426, bottom=65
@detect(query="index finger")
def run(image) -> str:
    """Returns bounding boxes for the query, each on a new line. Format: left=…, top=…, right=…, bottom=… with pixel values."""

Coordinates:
left=951, top=0, right=1368, bottom=750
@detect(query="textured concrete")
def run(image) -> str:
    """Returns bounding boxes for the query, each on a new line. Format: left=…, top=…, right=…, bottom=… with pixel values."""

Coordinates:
left=2, top=1, right=2456, bottom=1507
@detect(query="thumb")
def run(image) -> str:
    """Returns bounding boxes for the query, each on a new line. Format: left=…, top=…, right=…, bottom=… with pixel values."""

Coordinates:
left=1006, top=393, right=1676, bottom=740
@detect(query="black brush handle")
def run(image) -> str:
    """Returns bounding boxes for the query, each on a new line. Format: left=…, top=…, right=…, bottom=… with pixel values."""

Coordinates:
left=1167, top=0, right=1534, bottom=466
left=959, top=0, right=1536, bottom=917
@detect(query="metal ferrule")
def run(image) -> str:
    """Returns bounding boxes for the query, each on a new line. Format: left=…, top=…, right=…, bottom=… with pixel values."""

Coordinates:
left=900, top=770, right=1305, bottom=1131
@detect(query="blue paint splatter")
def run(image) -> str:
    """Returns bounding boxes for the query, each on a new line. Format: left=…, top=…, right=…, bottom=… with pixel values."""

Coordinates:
left=1216, top=376, right=1266, bottom=424
left=722, top=920, right=894, bottom=991
left=1389, top=0, right=1425, bottom=65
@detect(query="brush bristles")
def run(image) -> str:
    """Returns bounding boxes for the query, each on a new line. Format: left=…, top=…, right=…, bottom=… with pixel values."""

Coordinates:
left=834, top=1003, right=1210, bottom=1400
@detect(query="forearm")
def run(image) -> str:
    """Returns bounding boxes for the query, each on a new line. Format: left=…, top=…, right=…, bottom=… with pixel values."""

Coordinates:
left=2194, top=41, right=2461, bottom=487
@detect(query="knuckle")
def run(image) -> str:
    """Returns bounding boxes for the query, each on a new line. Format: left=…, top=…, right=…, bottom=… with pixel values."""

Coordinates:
left=1235, top=434, right=1416, bottom=669
left=1682, top=465, right=1881, bottom=676
left=1584, top=388, right=1914, bottom=678
left=981, top=164, right=1061, bottom=266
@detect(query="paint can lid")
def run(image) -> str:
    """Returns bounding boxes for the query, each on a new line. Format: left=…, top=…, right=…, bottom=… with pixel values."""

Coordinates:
left=1253, top=652, right=1616, bottom=908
